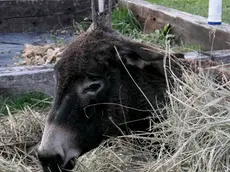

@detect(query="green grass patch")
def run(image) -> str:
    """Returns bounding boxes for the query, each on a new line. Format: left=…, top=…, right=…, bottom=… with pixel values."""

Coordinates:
left=0, top=92, right=52, bottom=116
left=112, top=8, right=178, bottom=48
left=147, top=0, right=230, bottom=23
left=112, top=8, right=142, bottom=35
left=71, top=8, right=200, bottom=51
left=112, top=8, right=201, bottom=52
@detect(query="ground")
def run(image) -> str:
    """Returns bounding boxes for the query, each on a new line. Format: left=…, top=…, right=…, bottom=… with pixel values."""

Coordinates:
left=147, top=0, right=230, bottom=23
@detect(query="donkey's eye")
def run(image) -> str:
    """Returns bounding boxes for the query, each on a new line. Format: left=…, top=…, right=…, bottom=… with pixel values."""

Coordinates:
left=88, top=84, right=101, bottom=92
left=83, top=84, right=101, bottom=94
left=81, top=78, right=104, bottom=95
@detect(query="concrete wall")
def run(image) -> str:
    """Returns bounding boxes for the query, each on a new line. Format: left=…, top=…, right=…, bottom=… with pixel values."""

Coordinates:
left=0, top=0, right=91, bottom=32
left=0, top=65, right=55, bottom=97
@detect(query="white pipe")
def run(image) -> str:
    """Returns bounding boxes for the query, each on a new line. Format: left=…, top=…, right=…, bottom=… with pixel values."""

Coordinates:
left=208, top=0, right=222, bottom=25
left=98, top=0, right=105, bottom=13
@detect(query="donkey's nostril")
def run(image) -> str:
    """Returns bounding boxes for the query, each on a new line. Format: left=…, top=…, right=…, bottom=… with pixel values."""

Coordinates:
left=38, top=151, right=63, bottom=170
left=38, top=151, right=76, bottom=172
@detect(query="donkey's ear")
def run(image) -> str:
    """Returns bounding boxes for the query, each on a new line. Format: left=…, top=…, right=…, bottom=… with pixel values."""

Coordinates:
left=114, top=41, right=184, bottom=69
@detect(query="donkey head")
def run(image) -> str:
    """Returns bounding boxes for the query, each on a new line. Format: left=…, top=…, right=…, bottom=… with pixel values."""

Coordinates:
left=37, top=1, right=184, bottom=171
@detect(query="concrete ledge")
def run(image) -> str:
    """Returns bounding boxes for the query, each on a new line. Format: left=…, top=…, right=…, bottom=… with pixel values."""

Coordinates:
left=119, top=0, right=230, bottom=51
left=1, top=49, right=230, bottom=97
left=0, top=0, right=91, bottom=32
left=185, top=50, right=230, bottom=63
left=0, top=65, right=55, bottom=97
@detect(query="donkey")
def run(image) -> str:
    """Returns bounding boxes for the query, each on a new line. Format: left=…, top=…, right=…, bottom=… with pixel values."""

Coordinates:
left=37, top=1, right=227, bottom=171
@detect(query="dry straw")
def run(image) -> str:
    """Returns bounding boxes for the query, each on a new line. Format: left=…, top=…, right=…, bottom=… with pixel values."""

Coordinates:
left=1, top=64, right=230, bottom=172
left=0, top=106, right=47, bottom=172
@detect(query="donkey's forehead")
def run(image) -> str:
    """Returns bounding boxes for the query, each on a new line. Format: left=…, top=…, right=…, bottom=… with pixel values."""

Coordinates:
left=53, top=25, right=130, bottom=86
left=54, top=39, right=111, bottom=80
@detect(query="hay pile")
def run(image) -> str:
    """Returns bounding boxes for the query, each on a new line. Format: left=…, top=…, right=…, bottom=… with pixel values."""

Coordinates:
left=14, top=44, right=66, bottom=66
left=0, top=106, right=47, bottom=172
left=1, top=67, right=230, bottom=172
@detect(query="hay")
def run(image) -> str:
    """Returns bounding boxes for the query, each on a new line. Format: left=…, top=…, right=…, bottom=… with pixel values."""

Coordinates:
left=0, top=106, right=47, bottom=171
left=1, top=67, right=230, bottom=172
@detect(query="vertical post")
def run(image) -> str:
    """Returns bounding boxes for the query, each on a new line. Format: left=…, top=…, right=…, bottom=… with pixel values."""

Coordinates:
left=98, top=0, right=105, bottom=14
left=208, top=0, right=222, bottom=25
left=91, top=0, right=98, bottom=28
left=108, top=0, right=112, bottom=28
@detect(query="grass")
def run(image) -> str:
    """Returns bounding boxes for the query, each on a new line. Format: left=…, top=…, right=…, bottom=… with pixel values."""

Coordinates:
left=112, top=8, right=142, bottom=35
left=147, top=0, right=230, bottom=23
left=0, top=92, right=52, bottom=116
left=112, top=8, right=201, bottom=52
left=112, top=8, right=180, bottom=49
